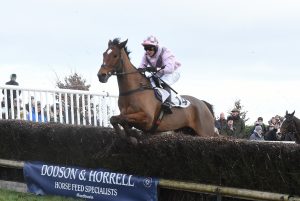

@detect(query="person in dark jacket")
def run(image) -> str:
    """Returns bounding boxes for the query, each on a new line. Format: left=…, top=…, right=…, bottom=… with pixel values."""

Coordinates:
left=231, top=108, right=246, bottom=138
left=264, top=124, right=280, bottom=141
left=224, top=116, right=238, bottom=137
left=2, top=74, right=21, bottom=114
left=215, top=112, right=227, bottom=135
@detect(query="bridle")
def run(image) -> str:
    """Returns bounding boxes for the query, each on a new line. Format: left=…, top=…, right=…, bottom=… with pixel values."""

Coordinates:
left=101, top=46, right=152, bottom=96
left=282, top=117, right=298, bottom=135
left=101, top=46, right=141, bottom=76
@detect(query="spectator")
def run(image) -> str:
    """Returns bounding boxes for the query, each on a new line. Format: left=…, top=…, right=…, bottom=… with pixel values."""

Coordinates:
left=250, top=125, right=264, bottom=141
left=215, top=112, right=227, bottom=135
left=27, top=101, right=47, bottom=123
left=12, top=98, right=25, bottom=119
left=2, top=74, right=21, bottom=116
left=25, top=96, right=35, bottom=112
left=251, top=117, right=267, bottom=136
left=49, top=103, right=63, bottom=123
left=231, top=108, right=246, bottom=138
left=264, top=123, right=280, bottom=141
left=1, top=97, right=5, bottom=119
left=268, top=117, right=277, bottom=130
left=224, top=116, right=238, bottom=137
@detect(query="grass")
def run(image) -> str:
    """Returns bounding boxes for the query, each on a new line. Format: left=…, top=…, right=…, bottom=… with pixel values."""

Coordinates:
left=0, top=189, right=83, bottom=201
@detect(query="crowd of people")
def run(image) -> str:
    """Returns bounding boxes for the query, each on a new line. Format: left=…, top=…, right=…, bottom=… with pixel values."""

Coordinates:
left=0, top=74, right=108, bottom=125
left=215, top=109, right=295, bottom=142
left=1, top=74, right=89, bottom=124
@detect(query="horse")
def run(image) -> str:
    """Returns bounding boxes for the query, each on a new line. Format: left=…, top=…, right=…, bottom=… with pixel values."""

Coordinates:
left=97, top=38, right=218, bottom=138
left=280, top=111, right=300, bottom=144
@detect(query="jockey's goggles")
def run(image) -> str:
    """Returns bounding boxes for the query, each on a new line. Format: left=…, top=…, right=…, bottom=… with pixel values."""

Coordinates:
left=144, top=46, right=156, bottom=51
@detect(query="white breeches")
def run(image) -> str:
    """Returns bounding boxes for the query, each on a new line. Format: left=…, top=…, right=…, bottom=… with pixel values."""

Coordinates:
left=160, top=69, right=180, bottom=85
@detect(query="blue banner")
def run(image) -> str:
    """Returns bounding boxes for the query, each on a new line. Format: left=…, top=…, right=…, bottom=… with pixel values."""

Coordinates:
left=23, top=161, right=158, bottom=201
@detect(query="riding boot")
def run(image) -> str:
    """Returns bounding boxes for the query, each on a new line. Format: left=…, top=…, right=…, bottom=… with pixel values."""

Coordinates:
left=161, top=84, right=172, bottom=114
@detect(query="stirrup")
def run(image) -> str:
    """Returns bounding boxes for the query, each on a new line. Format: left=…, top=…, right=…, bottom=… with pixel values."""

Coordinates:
left=162, top=102, right=172, bottom=114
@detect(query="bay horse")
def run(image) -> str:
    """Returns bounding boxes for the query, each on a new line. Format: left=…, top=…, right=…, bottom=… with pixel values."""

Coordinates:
left=97, top=38, right=217, bottom=138
left=280, top=111, right=300, bottom=144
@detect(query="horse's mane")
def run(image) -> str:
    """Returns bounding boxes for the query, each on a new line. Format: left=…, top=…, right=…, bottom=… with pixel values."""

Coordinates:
left=112, top=38, right=131, bottom=59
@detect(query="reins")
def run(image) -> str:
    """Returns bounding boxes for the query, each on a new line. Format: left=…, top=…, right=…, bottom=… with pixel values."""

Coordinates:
left=108, top=48, right=153, bottom=96
left=111, top=70, right=141, bottom=76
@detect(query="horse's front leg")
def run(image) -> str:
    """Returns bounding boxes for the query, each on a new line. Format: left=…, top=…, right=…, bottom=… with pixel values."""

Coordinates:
left=110, top=112, right=148, bottom=137
left=110, top=115, right=131, bottom=138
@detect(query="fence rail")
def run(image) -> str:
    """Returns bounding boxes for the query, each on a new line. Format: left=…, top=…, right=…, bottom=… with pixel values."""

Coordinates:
left=0, top=85, right=119, bottom=127
left=0, top=159, right=300, bottom=201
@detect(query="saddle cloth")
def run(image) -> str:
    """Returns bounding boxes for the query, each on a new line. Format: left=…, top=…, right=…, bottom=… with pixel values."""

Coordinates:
left=154, top=87, right=190, bottom=108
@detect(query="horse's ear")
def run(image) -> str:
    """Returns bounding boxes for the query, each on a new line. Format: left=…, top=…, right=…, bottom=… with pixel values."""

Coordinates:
left=108, top=40, right=112, bottom=47
left=119, top=39, right=128, bottom=49
left=291, top=110, right=295, bottom=116
left=286, top=110, right=288, bottom=116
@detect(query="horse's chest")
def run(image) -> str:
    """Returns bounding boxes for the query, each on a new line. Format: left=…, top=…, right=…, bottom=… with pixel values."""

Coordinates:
left=120, top=105, right=139, bottom=115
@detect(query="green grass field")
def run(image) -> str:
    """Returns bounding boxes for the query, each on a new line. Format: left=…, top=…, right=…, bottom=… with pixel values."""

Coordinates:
left=0, top=189, right=82, bottom=201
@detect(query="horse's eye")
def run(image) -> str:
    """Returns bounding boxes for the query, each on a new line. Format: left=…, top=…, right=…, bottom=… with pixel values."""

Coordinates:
left=113, top=54, right=118, bottom=58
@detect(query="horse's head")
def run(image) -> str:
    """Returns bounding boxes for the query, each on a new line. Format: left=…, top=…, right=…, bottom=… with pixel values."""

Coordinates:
left=280, top=110, right=295, bottom=134
left=97, top=39, right=128, bottom=83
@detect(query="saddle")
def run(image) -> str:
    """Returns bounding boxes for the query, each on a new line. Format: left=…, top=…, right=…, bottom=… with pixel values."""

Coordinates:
left=140, top=68, right=190, bottom=114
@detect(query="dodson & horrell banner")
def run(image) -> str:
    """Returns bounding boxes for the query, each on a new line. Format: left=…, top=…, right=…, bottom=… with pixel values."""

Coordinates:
left=23, top=161, right=158, bottom=201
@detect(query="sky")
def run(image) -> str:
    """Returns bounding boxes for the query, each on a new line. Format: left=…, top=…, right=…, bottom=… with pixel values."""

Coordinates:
left=1, top=0, right=300, bottom=125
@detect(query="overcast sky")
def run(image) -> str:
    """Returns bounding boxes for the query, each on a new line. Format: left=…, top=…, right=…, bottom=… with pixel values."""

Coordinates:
left=1, top=0, right=300, bottom=124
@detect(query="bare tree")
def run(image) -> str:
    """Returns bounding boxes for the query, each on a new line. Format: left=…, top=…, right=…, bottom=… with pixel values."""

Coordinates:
left=232, top=99, right=249, bottom=123
left=56, top=72, right=90, bottom=91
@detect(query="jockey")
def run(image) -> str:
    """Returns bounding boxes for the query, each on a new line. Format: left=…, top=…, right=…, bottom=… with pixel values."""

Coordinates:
left=138, top=35, right=181, bottom=113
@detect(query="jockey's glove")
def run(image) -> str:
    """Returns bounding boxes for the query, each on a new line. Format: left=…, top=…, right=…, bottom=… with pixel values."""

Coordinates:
left=145, top=67, right=157, bottom=72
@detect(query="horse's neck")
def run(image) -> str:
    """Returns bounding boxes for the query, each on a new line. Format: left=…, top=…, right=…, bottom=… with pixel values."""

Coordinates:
left=117, top=50, right=150, bottom=93
left=293, top=116, right=300, bottom=131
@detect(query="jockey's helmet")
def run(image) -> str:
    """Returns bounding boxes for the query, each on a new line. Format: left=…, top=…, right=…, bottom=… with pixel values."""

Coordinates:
left=141, top=35, right=159, bottom=47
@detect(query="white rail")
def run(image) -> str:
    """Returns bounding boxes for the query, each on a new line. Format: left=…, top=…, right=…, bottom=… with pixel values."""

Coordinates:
left=0, top=85, right=119, bottom=127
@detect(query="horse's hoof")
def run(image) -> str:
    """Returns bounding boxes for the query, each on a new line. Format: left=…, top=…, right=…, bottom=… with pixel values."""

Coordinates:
left=128, top=136, right=138, bottom=146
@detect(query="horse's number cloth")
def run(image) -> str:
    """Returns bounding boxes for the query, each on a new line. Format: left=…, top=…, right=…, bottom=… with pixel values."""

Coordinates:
left=154, top=87, right=190, bottom=108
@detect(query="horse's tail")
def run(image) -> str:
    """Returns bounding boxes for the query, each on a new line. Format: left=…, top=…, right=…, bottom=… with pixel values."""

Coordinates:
left=202, top=100, right=215, bottom=118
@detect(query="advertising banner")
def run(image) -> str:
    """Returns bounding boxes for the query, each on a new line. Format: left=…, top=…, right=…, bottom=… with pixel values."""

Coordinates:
left=23, top=161, right=158, bottom=201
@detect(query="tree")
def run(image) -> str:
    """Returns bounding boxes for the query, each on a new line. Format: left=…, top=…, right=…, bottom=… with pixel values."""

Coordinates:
left=54, top=72, right=92, bottom=125
left=232, top=99, right=249, bottom=123
left=54, top=72, right=114, bottom=127
left=56, top=72, right=90, bottom=91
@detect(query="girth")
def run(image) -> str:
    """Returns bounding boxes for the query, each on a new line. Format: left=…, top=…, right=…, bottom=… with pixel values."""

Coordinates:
left=119, top=86, right=153, bottom=96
